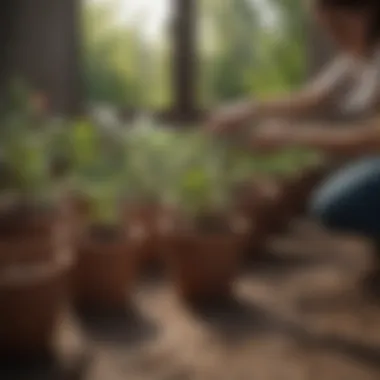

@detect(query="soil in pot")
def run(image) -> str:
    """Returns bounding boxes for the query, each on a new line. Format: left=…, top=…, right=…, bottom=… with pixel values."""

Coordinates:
left=0, top=251, right=71, bottom=356
left=73, top=224, right=140, bottom=309
left=165, top=212, right=248, bottom=302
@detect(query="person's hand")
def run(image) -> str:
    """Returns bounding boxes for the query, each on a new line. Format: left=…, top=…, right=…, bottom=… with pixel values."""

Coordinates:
left=250, top=120, right=296, bottom=152
left=206, top=101, right=255, bottom=134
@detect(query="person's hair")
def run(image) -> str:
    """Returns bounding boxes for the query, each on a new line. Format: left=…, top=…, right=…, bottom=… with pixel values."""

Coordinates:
left=317, top=0, right=380, bottom=45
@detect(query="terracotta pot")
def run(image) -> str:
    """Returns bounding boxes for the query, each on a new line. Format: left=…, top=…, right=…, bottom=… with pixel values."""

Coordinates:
left=0, top=236, right=55, bottom=268
left=0, top=252, right=72, bottom=355
left=60, top=193, right=91, bottom=247
left=233, top=181, right=274, bottom=253
left=165, top=216, right=248, bottom=301
left=233, top=176, right=298, bottom=254
left=73, top=226, right=140, bottom=308
left=0, top=202, right=58, bottom=238
left=233, top=181, right=260, bottom=218
left=0, top=202, right=65, bottom=267
left=123, top=201, right=170, bottom=266
left=281, top=163, right=331, bottom=216
left=251, top=177, right=292, bottom=233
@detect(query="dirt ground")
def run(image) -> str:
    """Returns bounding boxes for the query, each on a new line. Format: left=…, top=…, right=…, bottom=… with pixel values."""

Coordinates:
left=4, top=218, right=380, bottom=380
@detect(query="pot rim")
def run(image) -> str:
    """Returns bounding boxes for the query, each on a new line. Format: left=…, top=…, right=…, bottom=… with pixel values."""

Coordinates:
left=0, top=248, right=73, bottom=288
left=174, top=226, right=252, bottom=239
left=81, top=224, right=146, bottom=253
left=166, top=213, right=252, bottom=237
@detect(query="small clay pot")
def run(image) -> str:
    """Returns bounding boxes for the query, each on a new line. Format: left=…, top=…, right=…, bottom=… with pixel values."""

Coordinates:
left=73, top=225, right=140, bottom=309
left=60, top=193, right=92, bottom=247
left=252, top=177, right=291, bottom=233
left=123, top=201, right=169, bottom=266
left=233, top=177, right=297, bottom=254
left=0, top=252, right=72, bottom=355
left=165, top=216, right=248, bottom=301
left=0, top=202, right=65, bottom=267
left=0, top=236, right=55, bottom=268
left=280, top=175, right=310, bottom=216
left=232, top=181, right=272, bottom=253
left=233, top=181, right=261, bottom=219
left=281, top=163, right=331, bottom=216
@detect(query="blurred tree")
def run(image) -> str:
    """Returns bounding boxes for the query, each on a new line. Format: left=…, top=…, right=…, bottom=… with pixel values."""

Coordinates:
left=199, top=0, right=307, bottom=105
left=1, top=0, right=310, bottom=116
left=83, top=2, right=144, bottom=108
left=171, top=0, right=199, bottom=121
left=200, top=0, right=260, bottom=103
left=83, top=0, right=172, bottom=112
left=82, top=0, right=308, bottom=112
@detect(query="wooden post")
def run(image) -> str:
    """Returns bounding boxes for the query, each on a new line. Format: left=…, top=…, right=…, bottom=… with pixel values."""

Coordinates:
left=171, top=0, right=199, bottom=123
left=1, top=0, right=83, bottom=116
left=0, top=0, right=17, bottom=106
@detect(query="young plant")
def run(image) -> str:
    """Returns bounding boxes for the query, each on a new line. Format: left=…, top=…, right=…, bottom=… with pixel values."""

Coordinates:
left=168, top=134, right=244, bottom=233
left=0, top=82, right=60, bottom=208
left=122, top=122, right=185, bottom=205
left=81, top=180, right=122, bottom=224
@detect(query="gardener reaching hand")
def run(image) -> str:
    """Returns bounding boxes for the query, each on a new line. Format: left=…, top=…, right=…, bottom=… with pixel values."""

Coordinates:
left=208, top=0, right=380, bottom=133
left=250, top=118, right=380, bottom=156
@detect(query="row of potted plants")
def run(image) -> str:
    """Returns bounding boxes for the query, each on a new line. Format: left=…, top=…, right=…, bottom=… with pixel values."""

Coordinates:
left=0, top=84, right=330, bottom=356
left=63, top=119, right=329, bottom=304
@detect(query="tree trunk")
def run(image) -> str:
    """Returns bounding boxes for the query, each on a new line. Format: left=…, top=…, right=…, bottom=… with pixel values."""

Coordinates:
left=171, top=0, right=199, bottom=123
left=2, top=0, right=82, bottom=116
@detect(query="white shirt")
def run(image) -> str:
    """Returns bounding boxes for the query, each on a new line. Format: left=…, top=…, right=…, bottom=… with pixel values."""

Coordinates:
left=309, top=49, right=380, bottom=121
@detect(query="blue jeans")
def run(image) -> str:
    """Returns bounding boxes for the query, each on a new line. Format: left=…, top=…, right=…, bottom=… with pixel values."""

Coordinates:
left=309, top=156, right=380, bottom=239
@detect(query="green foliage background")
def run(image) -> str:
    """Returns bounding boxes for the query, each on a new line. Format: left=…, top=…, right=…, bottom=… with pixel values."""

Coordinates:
left=83, top=0, right=307, bottom=109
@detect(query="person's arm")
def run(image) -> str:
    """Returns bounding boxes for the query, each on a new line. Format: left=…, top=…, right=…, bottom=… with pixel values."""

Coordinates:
left=254, top=56, right=353, bottom=119
left=287, top=121, right=380, bottom=155
left=252, top=118, right=380, bottom=156
left=208, top=56, right=352, bottom=131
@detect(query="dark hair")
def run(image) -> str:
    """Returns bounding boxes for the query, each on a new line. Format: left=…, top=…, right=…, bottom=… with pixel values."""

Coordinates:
left=318, top=0, right=380, bottom=44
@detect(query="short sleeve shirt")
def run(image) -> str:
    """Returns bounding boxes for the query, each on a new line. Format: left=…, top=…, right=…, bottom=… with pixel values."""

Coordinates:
left=309, top=50, right=380, bottom=121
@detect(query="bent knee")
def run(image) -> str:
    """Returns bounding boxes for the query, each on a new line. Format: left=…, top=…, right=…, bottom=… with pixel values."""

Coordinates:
left=308, top=158, right=380, bottom=235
